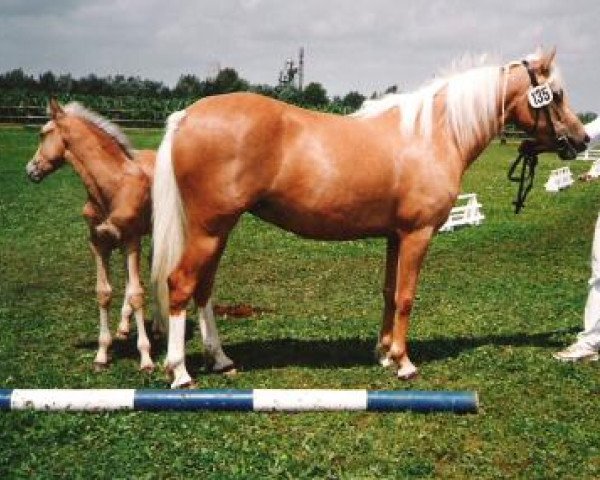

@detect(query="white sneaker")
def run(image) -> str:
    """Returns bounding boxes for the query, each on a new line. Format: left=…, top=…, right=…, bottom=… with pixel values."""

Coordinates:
left=554, top=343, right=599, bottom=362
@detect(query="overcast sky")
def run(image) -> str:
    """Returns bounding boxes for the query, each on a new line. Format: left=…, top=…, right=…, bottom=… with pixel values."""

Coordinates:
left=1, top=0, right=599, bottom=113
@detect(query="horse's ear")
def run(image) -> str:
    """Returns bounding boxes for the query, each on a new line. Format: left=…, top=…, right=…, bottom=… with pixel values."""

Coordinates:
left=540, top=46, right=557, bottom=75
left=48, top=98, right=65, bottom=120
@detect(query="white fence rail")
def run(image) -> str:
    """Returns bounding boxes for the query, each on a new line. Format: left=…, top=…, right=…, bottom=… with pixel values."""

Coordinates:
left=439, top=193, right=485, bottom=233
left=577, top=149, right=600, bottom=161
left=544, top=167, right=574, bottom=192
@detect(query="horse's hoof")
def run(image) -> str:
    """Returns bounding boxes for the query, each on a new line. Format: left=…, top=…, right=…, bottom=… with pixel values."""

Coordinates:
left=93, top=361, right=109, bottom=372
left=165, top=364, right=194, bottom=389
left=221, top=367, right=238, bottom=377
left=211, top=361, right=237, bottom=376
left=171, top=379, right=197, bottom=390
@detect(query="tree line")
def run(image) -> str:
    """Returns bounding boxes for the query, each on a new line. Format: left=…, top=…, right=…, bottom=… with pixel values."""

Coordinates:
left=1, top=67, right=595, bottom=124
left=0, top=67, right=367, bottom=112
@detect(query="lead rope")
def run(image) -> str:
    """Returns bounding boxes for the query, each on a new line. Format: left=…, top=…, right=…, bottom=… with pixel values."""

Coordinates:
left=507, top=141, right=538, bottom=214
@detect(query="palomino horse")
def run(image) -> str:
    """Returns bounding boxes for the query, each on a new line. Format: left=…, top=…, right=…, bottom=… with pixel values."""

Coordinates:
left=26, top=100, right=235, bottom=374
left=152, top=49, right=588, bottom=388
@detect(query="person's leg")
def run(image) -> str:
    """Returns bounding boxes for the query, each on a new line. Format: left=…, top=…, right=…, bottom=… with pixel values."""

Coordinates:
left=555, top=213, right=600, bottom=361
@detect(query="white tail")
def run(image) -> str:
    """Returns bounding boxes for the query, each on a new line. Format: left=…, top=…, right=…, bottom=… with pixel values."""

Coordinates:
left=152, top=110, right=187, bottom=320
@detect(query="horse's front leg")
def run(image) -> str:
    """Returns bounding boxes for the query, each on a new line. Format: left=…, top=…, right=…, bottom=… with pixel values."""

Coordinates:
left=90, top=239, right=113, bottom=370
left=377, top=235, right=399, bottom=368
left=382, top=227, right=434, bottom=380
left=125, top=239, right=154, bottom=372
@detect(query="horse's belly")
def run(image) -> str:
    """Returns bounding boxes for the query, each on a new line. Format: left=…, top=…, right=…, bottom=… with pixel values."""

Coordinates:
left=250, top=199, right=393, bottom=240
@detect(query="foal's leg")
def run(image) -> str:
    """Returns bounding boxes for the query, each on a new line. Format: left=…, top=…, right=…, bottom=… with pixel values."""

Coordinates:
left=90, top=240, right=113, bottom=369
left=377, top=235, right=399, bottom=368
left=125, top=239, right=154, bottom=372
left=389, top=228, right=434, bottom=380
left=116, top=264, right=132, bottom=340
left=165, top=233, right=228, bottom=388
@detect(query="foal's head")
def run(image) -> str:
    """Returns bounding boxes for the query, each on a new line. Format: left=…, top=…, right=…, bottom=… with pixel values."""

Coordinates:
left=26, top=99, right=133, bottom=183
left=26, top=99, right=69, bottom=182
left=508, top=48, right=588, bottom=159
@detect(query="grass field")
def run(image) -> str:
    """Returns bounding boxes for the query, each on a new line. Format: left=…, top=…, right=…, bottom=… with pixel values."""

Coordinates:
left=1, top=125, right=599, bottom=479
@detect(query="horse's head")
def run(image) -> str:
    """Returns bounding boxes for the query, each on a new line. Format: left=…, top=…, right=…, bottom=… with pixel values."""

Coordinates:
left=26, top=99, right=68, bottom=183
left=507, top=48, right=589, bottom=160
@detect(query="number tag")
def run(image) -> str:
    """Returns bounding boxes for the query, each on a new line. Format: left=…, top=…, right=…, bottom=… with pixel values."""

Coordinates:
left=527, top=84, right=553, bottom=109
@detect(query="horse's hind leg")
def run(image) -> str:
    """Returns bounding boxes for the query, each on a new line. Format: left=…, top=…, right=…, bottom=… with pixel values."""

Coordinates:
left=197, top=296, right=235, bottom=375
left=125, top=239, right=154, bottom=372
left=90, top=240, right=113, bottom=370
left=165, top=231, right=230, bottom=388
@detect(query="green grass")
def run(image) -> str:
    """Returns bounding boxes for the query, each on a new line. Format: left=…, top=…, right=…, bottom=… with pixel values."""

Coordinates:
left=1, top=125, right=599, bottom=479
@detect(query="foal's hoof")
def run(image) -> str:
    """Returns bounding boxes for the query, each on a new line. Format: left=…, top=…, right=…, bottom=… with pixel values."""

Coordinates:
left=379, top=356, right=394, bottom=368
left=95, top=222, right=121, bottom=241
left=396, top=364, right=419, bottom=381
left=139, top=364, right=155, bottom=374
left=115, top=330, right=130, bottom=341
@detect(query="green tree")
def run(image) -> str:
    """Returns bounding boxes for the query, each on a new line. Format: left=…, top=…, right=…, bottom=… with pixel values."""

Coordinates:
left=276, top=85, right=304, bottom=105
left=38, top=71, right=57, bottom=93
left=302, top=82, right=329, bottom=107
left=174, top=74, right=202, bottom=97
left=213, top=67, right=248, bottom=94
left=341, top=91, right=365, bottom=110
left=579, top=111, right=597, bottom=124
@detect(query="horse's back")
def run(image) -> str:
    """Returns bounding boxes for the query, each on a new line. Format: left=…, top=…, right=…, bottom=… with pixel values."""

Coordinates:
left=171, top=93, right=405, bottom=238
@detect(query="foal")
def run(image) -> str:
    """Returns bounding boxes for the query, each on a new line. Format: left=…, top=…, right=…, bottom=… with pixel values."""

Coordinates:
left=26, top=100, right=234, bottom=374
left=25, top=100, right=156, bottom=371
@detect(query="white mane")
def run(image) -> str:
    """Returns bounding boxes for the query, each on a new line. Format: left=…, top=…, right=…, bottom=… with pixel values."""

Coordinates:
left=352, top=52, right=562, bottom=152
left=63, top=102, right=134, bottom=158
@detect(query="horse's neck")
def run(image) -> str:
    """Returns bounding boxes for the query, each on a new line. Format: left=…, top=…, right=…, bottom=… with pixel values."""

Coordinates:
left=460, top=126, right=499, bottom=170
left=64, top=125, right=128, bottom=213
left=433, top=101, right=500, bottom=175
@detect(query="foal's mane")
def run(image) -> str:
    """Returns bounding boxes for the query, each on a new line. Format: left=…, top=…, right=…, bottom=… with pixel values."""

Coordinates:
left=63, top=102, right=134, bottom=159
left=353, top=51, right=563, bottom=152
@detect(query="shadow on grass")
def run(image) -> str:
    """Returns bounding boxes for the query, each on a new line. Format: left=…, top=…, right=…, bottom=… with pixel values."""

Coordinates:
left=74, top=326, right=578, bottom=373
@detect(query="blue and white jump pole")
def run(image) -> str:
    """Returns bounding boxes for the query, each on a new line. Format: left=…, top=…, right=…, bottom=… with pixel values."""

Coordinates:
left=0, top=389, right=478, bottom=413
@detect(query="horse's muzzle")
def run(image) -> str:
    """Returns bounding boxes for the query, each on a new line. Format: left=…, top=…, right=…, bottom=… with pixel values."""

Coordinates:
left=556, top=135, right=586, bottom=161
left=26, top=161, right=43, bottom=183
